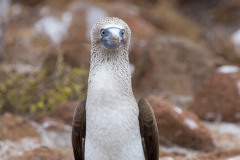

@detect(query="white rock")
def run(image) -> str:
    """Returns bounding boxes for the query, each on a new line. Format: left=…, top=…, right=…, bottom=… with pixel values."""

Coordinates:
left=218, top=123, right=240, bottom=136
left=34, top=12, right=72, bottom=45
left=232, top=29, right=240, bottom=46
left=32, top=120, right=72, bottom=148
left=184, top=118, right=198, bottom=130
left=0, top=138, right=40, bottom=159
left=217, top=65, right=239, bottom=74
left=227, top=155, right=240, bottom=160
left=174, top=106, right=183, bottom=114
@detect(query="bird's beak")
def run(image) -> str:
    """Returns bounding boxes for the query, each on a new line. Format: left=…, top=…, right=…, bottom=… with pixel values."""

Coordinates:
left=101, top=27, right=123, bottom=50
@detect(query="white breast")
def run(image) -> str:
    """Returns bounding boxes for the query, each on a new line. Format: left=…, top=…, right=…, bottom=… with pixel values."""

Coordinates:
left=85, top=65, right=145, bottom=160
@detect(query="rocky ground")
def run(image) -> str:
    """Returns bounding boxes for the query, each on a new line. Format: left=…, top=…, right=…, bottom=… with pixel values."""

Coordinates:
left=1, top=112, right=240, bottom=160
left=1, top=0, right=240, bottom=159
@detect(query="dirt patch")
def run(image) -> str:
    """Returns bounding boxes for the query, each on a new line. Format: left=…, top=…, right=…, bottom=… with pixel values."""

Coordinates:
left=0, top=113, right=39, bottom=141
left=8, top=147, right=73, bottom=160
left=51, top=101, right=78, bottom=125
left=148, top=96, right=214, bottom=151
left=196, top=149, right=240, bottom=160
left=192, top=71, right=240, bottom=122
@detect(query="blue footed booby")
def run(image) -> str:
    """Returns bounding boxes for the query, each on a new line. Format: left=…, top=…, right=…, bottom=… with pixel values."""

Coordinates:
left=72, top=17, right=159, bottom=160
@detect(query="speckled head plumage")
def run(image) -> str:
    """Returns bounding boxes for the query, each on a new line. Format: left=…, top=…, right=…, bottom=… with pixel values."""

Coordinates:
left=91, top=17, right=131, bottom=52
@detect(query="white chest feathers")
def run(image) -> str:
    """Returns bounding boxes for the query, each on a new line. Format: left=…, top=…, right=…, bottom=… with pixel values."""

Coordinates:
left=85, top=66, right=145, bottom=160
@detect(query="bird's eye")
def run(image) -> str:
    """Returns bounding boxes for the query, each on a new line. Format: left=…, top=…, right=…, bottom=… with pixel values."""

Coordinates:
left=100, top=29, right=105, bottom=36
left=121, top=30, right=125, bottom=36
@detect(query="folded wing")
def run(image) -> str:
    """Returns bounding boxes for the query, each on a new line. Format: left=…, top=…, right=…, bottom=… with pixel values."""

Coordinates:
left=72, top=100, right=86, bottom=160
left=138, top=98, right=159, bottom=160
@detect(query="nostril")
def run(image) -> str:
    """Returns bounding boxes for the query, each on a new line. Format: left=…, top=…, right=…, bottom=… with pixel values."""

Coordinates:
left=111, top=36, right=120, bottom=41
left=108, top=36, right=121, bottom=44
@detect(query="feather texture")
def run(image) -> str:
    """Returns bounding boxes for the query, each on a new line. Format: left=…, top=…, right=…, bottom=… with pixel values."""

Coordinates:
left=72, top=100, right=86, bottom=160
left=138, top=99, right=159, bottom=160
left=71, top=17, right=159, bottom=160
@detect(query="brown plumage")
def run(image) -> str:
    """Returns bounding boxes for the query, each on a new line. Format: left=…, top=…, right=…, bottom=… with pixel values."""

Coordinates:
left=138, top=99, right=159, bottom=160
left=72, top=100, right=86, bottom=160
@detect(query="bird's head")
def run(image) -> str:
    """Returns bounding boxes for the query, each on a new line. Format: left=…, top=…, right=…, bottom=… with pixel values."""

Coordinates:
left=91, top=17, right=131, bottom=52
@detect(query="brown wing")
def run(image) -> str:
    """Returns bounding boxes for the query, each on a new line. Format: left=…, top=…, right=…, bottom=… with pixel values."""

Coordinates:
left=138, top=98, right=159, bottom=160
left=72, top=100, right=86, bottom=160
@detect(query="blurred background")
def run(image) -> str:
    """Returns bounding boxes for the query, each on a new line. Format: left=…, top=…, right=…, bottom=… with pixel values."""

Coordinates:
left=1, top=0, right=240, bottom=159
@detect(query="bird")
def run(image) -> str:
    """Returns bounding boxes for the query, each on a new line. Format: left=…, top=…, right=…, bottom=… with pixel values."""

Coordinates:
left=72, top=17, right=159, bottom=160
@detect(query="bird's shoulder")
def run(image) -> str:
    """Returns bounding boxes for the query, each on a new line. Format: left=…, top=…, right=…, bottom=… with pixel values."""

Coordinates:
left=72, top=100, right=86, bottom=134
left=138, top=98, right=156, bottom=123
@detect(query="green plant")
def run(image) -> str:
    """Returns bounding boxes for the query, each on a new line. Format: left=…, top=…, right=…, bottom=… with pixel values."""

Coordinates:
left=0, top=59, right=87, bottom=118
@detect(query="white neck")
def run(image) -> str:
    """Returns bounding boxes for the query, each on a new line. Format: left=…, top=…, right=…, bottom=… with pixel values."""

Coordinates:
left=87, top=46, right=134, bottom=100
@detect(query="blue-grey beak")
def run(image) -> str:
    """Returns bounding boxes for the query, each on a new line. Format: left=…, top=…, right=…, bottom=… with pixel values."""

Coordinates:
left=100, top=27, right=124, bottom=50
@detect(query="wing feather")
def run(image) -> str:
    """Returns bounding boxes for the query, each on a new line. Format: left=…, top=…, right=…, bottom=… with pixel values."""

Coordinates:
left=72, top=100, right=86, bottom=160
left=138, top=98, right=159, bottom=160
